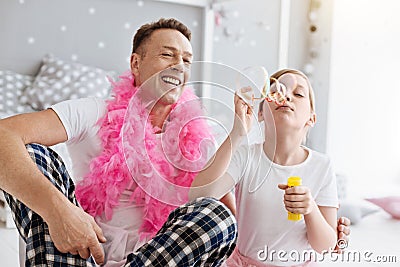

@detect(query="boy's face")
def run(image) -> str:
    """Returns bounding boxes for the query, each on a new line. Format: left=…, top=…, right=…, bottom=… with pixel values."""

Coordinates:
left=260, top=73, right=315, bottom=129
left=130, top=28, right=193, bottom=105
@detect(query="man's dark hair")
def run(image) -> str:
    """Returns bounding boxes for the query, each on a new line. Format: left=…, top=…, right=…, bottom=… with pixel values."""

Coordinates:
left=132, top=18, right=191, bottom=55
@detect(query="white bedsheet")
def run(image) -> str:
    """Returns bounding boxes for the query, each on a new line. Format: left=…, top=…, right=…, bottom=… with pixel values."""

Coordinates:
left=319, top=210, right=400, bottom=266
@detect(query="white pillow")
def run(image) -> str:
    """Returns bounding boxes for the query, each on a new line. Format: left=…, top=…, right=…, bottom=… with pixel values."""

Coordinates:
left=0, top=70, right=35, bottom=115
left=21, top=54, right=113, bottom=110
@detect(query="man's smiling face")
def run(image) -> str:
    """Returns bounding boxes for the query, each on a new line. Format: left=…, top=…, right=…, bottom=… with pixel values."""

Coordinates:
left=130, top=28, right=193, bottom=105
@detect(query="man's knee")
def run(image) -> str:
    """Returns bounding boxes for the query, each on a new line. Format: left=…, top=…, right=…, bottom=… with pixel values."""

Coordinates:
left=25, top=143, right=74, bottom=198
left=187, top=197, right=238, bottom=242
left=191, top=197, right=236, bottom=223
left=26, top=143, right=59, bottom=165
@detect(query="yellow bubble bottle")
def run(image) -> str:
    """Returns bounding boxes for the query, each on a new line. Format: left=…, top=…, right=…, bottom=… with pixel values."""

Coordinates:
left=287, top=176, right=302, bottom=221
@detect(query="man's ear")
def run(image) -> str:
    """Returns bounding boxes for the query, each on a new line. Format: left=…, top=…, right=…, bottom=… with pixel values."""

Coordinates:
left=306, top=113, right=316, bottom=127
left=130, top=53, right=141, bottom=77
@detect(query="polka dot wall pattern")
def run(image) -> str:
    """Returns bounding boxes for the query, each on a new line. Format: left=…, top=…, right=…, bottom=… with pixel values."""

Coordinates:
left=1, top=0, right=206, bottom=81
left=212, top=3, right=272, bottom=48
left=19, top=0, right=149, bottom=72
left=210, top=1, right=279, bottom=71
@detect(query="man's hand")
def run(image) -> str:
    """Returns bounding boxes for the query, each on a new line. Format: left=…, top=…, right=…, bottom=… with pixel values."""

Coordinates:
left=335, top=216, right=351, bottom=253
left=46, top=203, right=107, bottom=264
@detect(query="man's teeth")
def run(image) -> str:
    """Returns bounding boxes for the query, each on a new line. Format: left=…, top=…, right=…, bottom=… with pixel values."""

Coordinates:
left=162, top=76, right=180, bottom=86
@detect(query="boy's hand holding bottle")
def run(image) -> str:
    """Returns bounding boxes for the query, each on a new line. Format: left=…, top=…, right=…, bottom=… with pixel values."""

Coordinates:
left=278, top=177, right=317, bottom=218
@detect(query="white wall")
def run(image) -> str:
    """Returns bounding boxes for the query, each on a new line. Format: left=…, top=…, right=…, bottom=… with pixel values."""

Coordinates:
left=328, top=0, right=400, bottom=197
left=288, top=0, right=334, bottom=153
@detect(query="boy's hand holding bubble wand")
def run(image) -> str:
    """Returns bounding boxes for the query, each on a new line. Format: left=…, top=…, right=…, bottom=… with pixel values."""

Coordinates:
left=235, top=66, right=289, bottom=108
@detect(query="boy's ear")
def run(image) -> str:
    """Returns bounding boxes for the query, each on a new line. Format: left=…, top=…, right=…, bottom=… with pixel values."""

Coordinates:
left=306, top=113, right=317, bottom=127
left=257, top=107, right=264, bottom=122
left=257, top=101, right=265, bottom=122
left=130, top=53, right=141, bottom=77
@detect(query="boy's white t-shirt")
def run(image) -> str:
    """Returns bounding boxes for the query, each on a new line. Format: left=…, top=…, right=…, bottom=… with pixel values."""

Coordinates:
left=51, top=97, right=147, bottom=267
left=226, top=143, right=338, bottom=266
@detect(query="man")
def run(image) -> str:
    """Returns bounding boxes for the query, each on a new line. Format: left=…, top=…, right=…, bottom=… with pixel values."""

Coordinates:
left=0, top=18, right=237, bottom=266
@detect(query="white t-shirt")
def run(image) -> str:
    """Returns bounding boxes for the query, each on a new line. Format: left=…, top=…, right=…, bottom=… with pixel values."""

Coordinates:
left=226, top=143, right=338, bottom=266
left=52, top=98, right=147, bottom=267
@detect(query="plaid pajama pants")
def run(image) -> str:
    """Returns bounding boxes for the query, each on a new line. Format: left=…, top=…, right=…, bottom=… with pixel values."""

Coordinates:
left=4, top=144, right=237, bottom=266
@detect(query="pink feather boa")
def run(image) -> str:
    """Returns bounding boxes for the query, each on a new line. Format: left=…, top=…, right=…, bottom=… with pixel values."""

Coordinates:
left=75, top=71, right=213, bottom=238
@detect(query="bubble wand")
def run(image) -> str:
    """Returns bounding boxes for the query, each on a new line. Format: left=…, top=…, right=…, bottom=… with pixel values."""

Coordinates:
left=236, top=70, right=288, bottom=107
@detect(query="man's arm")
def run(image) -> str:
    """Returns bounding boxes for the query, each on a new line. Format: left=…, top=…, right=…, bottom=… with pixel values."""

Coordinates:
left=0, top=110, right=106, bottom=264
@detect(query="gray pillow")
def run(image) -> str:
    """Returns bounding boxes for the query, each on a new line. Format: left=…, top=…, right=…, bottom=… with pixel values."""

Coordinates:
left=336, top=173, right=348, bottom=201
left=0, top=70, right=35, bottom=114
left=338, top=199, right=379, bottom=225
left=20, top=54, right=113, bottom=110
